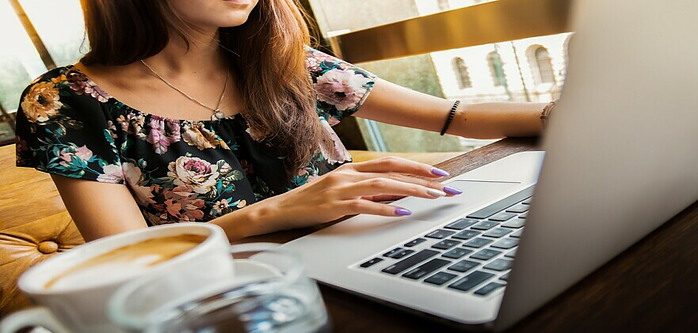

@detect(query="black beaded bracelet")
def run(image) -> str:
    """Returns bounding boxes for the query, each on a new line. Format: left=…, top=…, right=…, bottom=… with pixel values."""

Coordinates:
left=440, top=100, right=461, bottom=136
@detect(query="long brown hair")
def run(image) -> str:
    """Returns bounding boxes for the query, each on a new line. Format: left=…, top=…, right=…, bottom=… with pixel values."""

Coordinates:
left=80, top=0, right=326, bottom=180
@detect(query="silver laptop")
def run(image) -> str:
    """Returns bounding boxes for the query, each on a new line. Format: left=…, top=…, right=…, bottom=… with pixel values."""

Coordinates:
left=281, top=1, right=698, bottom=330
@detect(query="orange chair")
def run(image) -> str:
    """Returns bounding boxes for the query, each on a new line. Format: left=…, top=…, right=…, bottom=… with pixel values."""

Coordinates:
left=0, top=144, right=84, bottom=317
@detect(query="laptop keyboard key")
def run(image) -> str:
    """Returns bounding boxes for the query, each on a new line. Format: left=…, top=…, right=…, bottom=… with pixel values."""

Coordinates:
left=432, top=239, right=461, bottom=250
left=483, top=228, right=513, bottom=238
left=510, top=229, right=524, bottom=238
left=448, top=260, right=479, bottom=273
left=452, top=230, right=480, bottom=240
left=505, top=204, right=529, bottom=213
left=505, top=249, right=517, bottom=258
left=448, top=271, right=494, bottom=292
left=383, top=248, right=415, bottom=259
left=444, top=218, right=479, bottom=230
left=404, top=238, right=427, bottom=247
left=499, top=272, right=510, bottom=281
left=443, top=248, right=472, bottom=259
left=471, top=221, right=499, bottom=230
left=360, top=258, right=384, bottom=268
left=402, top=259, right=451, bottom=280
left=488, top=212, right=517, bottom=222
left=382, top=250, right=439, bottom=275
left=466, top=186, right=535, bottom=219
left=483, top=259, right=513, bottom=271
left=502, top=218, right=526, bottom=229
left=474, top=282, right=506, bottom=296
left=425, top=229, right=456, bottom=239
left=470, top=249, right=502, bottom=261
left=463, top=238, right=493, bottom=248
left=492, top=238, right=519, bottom=249
left=424, top=272, right=458, bottom=286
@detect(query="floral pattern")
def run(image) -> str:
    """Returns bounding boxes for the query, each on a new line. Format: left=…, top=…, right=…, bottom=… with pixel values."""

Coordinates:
left=182, top=121, right=229, bottom=151
left=66, top=69, right=110, bottom=102
left=167, top=156, right=220, bottom=194
left=20, top=81, right=63, bottom=122
left=16, top=48, right=376, bottom=225
left=314, top=69, right=373, bottom=111
left=306, top=47, right=375, bottom=122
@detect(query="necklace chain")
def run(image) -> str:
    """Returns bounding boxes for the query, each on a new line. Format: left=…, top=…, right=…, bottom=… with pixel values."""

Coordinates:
left=140, top=60, right=228, bottom=120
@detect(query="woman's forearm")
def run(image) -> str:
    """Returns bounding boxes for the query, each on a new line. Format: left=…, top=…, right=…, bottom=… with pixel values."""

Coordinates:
left=357, top=78, right=547, bottom=139
left=210, top=197, right=282, bottom=241
left=452, top=102, right=546, bottom=138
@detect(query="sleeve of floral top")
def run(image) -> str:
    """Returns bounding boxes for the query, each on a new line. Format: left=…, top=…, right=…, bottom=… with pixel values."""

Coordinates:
left=306, top=47, right=377, bottom=126
left=15, top=67, right=125, bottom=184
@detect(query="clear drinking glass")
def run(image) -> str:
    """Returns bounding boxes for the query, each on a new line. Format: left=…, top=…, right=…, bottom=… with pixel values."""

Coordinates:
left=108, top=243, right=330, bottom=333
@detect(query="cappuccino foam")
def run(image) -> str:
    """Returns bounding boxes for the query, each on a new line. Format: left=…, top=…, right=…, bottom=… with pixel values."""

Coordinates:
left=45, top=234, right=207, bottom=290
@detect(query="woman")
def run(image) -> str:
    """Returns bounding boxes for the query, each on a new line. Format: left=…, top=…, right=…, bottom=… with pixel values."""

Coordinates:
left=15, top=0, right=549, bottom=242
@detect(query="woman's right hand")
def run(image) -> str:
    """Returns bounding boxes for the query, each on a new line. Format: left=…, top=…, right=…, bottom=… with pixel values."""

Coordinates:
left=217, top=157, right=462, bottom=238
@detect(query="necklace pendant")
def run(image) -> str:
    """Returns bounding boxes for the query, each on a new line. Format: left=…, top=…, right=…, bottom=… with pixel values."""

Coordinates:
left=212, top=109, right=225, bottom=120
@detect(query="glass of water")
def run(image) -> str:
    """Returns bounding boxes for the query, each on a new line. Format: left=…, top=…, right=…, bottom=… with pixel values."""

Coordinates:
left=108, top=243, right=330, bottom=333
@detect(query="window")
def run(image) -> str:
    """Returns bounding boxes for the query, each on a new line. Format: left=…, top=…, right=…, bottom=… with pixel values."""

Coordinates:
left=19, top=0, right=86, bottom=67
left=530, top=45, right=555, bottom=85
left=0, top=0, right=85, bottom=143
left=437, top=0, right=450, bottom=11
left=0, top=0, right=45, bottom=113
left=452, top=57, right=472, bottom=89
left=487, top=51, right=507, bottom=87
left=303, top=1, right=571, bottom=152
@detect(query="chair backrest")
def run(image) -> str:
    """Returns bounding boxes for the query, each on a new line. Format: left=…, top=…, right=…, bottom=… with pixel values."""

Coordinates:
left=0, top=144, right=84, bottom=317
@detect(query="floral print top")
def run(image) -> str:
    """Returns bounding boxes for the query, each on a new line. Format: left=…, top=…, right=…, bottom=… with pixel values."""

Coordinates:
left=15, top=48, right=376, bottom=225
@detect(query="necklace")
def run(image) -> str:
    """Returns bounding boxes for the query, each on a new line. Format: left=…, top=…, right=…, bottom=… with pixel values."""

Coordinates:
left=140, top=60, right=228, bottom=120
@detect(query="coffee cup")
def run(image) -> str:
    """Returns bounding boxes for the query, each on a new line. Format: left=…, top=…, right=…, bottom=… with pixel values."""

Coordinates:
left=108, top=243, right=330, bottom=333
left=0, top=223, right=234, bottom=333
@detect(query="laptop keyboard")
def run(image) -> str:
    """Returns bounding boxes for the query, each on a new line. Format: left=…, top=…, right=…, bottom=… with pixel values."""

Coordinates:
left=357, top=185, right=534, bottom=297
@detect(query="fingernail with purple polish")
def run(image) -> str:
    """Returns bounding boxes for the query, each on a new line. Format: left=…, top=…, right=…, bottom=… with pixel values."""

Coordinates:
left=431, top=168, right=450, bottom=177
left=443, top=186, right=463, bottom=195
left=395, top=208, right=412, bottom=216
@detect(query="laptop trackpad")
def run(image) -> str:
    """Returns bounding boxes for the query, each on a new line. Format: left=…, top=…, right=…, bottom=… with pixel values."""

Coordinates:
left=315, top=180, right=523, bottom=236
left=398, top=180, right=522, bottom=221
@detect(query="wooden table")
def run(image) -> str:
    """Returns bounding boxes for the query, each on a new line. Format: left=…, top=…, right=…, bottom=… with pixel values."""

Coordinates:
left=244, top=137, right=698, bottom=332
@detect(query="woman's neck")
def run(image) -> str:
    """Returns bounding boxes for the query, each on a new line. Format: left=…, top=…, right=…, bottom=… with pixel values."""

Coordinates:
left=143, top=28, right=227, bottom=78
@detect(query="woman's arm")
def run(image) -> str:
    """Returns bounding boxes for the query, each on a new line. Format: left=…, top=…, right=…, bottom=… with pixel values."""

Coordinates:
left=356, top=78, right=547, bottom=139
left=52, top=157, right=457, bottom=242
left=51, top=175, right=148, bottom=242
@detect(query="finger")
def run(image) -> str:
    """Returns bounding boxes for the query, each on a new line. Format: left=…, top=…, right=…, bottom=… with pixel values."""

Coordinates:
left=362, top=194, right=407, bottom=202
left=341, top=177, right=448, bottom=199
left=356, top=172, right=463, bottom=197
left=349, top=156, right=450, bottom=178
left=340, top=199, right=413, bottom=217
